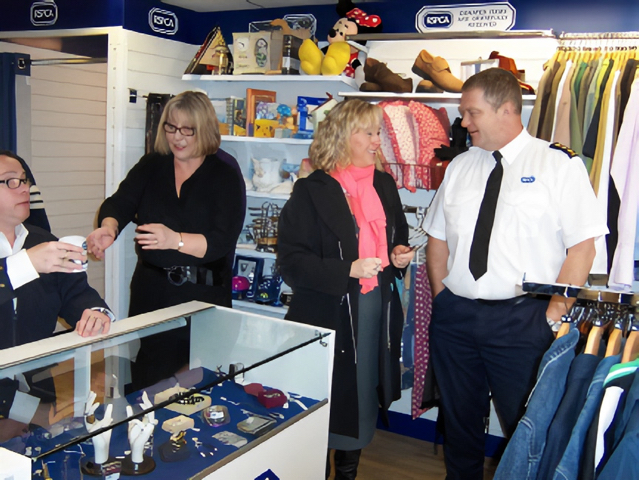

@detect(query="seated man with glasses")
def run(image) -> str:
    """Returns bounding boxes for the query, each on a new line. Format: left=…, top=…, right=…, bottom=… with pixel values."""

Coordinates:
left=0, top=151, right=114, bottom=348
left=0, top=151, right=115, bottom=440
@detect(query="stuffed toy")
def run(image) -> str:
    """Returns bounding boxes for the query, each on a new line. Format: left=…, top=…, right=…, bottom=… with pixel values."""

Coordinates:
left=299, top=0, right=382, bottom=77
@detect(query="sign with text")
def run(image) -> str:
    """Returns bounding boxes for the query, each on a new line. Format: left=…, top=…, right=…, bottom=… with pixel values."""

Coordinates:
left=416, top=2, right=516, bottom=32
left=31, top=0, right=58, bottom=27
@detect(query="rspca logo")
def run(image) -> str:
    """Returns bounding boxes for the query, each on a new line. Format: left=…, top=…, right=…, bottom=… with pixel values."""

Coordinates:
left=148, top=8, right=178, bottom=35
left=521, top=176, right=536, bottom=183
left=31, top=0, right=58, bottom=27
left=424, top=12, right=453, bottom=29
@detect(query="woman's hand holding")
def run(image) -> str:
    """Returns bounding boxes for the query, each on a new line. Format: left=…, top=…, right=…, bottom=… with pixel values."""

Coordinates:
left=350, top=257, right=382, bottom=279
left=87, top=225, right=117, bottom=260
left=136, top=223, right=180, bottom=251
left=391, top=245, right=415, bottom=269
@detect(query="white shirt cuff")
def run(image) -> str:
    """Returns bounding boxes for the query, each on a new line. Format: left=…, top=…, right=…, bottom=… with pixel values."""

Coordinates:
left=6, top=250, right=39, bottom=290
left=9, top=390, right=40, bottom=424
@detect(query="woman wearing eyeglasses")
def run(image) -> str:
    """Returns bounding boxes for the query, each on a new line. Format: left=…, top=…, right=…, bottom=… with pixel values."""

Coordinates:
left=86, top=91, right=245, bottom=390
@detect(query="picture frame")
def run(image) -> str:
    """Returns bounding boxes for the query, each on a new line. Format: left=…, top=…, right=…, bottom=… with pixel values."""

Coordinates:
left=246, top=88, right=276, bottom=136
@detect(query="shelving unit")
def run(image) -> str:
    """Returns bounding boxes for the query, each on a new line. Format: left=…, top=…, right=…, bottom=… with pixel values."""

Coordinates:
left=183, top=74, right=360, bottom=318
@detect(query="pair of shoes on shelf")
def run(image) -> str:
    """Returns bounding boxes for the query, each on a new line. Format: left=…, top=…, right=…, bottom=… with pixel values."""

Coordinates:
left=360, top=58, right=413, bottom=93
left=412, top=50, right=463, bottom=93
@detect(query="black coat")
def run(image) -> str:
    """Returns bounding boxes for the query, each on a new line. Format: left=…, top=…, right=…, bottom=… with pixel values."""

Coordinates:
left=277, top=169, right=408, bottom=438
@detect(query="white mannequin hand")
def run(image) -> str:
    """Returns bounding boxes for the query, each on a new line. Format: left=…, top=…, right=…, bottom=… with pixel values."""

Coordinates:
left=84, top=391, right=114, bottom=465
left=126, top=392, right=158, bottom=464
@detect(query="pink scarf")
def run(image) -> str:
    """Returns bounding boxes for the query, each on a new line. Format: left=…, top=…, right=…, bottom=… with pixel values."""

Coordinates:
left=331, top=165, right=389, bottom=294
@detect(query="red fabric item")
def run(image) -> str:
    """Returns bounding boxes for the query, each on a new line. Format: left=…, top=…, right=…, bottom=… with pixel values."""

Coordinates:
left=330, top=164, right=389, bottom=294
left=258, top=389, right=287, bottom=408
left=378, top=100, right=450, bottom=191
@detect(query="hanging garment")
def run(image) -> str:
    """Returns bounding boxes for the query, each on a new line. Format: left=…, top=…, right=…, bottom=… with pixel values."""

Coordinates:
left=535, top=353, right=602, bottom=480
left=411, top=262, right=435, bottom=417
left=493, top=328, right=580, bottom=480
left=552, top=354, right=621, bottom=480
left=609, top=78, right=639, bottom=289
left=597, top=369, right=639, bottom=480
left=551, top=59, right=575, bottom=145
left=580, top=359, right=639, bottom=480
left=528, top=53, right=559, bottom=137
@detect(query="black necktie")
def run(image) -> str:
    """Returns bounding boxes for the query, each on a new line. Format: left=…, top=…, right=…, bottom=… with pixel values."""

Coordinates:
left=469, top=151, right=503, bottom=280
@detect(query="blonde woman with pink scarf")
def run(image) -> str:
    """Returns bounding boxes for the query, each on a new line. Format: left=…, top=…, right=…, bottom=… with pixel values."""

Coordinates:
left=278, top=99, right=414, bottom=479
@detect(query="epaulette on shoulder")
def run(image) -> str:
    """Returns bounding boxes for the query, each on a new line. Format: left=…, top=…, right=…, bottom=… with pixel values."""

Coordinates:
left=549, top=142, right=578, bottom=158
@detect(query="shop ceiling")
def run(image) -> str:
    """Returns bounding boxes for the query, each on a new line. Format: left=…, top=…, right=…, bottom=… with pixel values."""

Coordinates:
left=163, top=0, right=353, bottom=12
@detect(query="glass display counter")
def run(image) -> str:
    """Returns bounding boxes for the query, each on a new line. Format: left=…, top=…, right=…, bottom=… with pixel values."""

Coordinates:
left=0, top=301, right=334, bottom=479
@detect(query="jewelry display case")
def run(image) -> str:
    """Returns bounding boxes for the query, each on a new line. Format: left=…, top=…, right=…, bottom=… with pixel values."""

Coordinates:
left=0, top=301, right=334, bottom=479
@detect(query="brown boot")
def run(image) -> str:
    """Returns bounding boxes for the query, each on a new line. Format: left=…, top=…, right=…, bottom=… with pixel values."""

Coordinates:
left=364, top=58, right=413, bottom=93
left=415, top=79, right=444, bottom=94
left=412, top=49, right=463, bottom=93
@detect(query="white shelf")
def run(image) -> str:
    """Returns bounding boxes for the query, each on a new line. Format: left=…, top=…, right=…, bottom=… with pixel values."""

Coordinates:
left=235, top=245, right=277, bottom=259
left=221, top=135, right=312, bottom=145
left=246, top=191, right=290, bottom=200
left=183, top=74, right=358, bottom=90
left=340, top=91, right=537, bottom=105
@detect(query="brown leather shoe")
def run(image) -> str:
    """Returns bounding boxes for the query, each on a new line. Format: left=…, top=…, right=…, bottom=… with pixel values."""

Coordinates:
left=364, top=58, right=413, bottom=93
left=415, top=79, right=444, bottom=94
left=412, top=49, right=463, bottom=93
left=359, top=82, right=383, bottom=92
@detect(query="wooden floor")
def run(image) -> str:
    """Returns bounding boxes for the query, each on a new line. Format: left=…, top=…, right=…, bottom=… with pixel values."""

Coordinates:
left=330, top=430, right=497, bottom=480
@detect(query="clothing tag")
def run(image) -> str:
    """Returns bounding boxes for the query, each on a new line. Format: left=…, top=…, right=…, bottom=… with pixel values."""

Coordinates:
left=520, top=176, right=536, bottom=183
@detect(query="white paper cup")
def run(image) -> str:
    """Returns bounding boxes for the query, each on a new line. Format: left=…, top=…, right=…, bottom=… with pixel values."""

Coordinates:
left=58, top=235, right=88, bottom=272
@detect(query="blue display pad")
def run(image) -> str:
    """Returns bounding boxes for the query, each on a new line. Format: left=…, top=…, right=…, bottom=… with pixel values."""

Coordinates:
left=1, top=368, right=319, bottom=478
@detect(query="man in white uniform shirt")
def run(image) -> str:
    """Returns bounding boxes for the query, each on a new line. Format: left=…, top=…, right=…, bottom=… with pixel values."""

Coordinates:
left=423, top=68, right=608, bottom=479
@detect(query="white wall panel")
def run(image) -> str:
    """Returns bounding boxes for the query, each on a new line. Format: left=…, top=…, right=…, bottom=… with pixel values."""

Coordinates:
left=0, top=41, right=108, bottom=297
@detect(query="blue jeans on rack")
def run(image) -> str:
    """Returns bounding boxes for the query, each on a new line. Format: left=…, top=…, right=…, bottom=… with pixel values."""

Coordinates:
left=552, top=354, right=620, bottom=480
left=493, top=326, right=580, bottom=480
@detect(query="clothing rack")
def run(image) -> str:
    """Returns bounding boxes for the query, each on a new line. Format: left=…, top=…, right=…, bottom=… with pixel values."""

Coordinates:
left=522, top=280, right=639, bottom=306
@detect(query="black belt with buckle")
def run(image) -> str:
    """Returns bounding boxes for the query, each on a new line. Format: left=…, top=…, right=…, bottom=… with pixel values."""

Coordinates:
left=142, top=261, right=217, bottom=287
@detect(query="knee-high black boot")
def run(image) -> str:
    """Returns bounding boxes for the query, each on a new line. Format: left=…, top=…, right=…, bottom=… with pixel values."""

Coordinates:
left=334, top=449, right=362, bottom=480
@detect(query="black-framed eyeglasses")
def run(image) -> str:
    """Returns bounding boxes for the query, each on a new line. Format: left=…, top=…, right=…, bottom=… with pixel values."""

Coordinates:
left=0, top=177, right=31, bottom=189
left=163, top=122, right=196, bottom=137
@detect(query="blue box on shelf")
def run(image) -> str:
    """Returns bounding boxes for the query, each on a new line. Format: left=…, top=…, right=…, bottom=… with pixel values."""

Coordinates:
left=296, top=95, right=328, bottom=135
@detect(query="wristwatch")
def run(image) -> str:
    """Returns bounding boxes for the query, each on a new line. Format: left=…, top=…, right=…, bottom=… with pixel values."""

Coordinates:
left=92, top=307, right=116, bottom=322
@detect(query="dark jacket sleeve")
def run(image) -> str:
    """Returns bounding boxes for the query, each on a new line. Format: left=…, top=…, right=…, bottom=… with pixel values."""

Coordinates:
left=0, top=258, right=16, bottom=307
left=56, top=271, right=110, bottom=328
left=277, top=179, right=352, bottom=297
left=0, top=378, right=19, bottom=419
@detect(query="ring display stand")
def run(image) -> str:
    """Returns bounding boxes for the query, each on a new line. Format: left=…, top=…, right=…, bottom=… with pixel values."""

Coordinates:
left=121, top=455, right=156, bottom=475
left=80, top=457, right=118, bottom=477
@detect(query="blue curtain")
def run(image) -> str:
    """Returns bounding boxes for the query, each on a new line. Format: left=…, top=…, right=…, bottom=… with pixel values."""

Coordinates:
left=0, top=52, right=30, bottom=152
